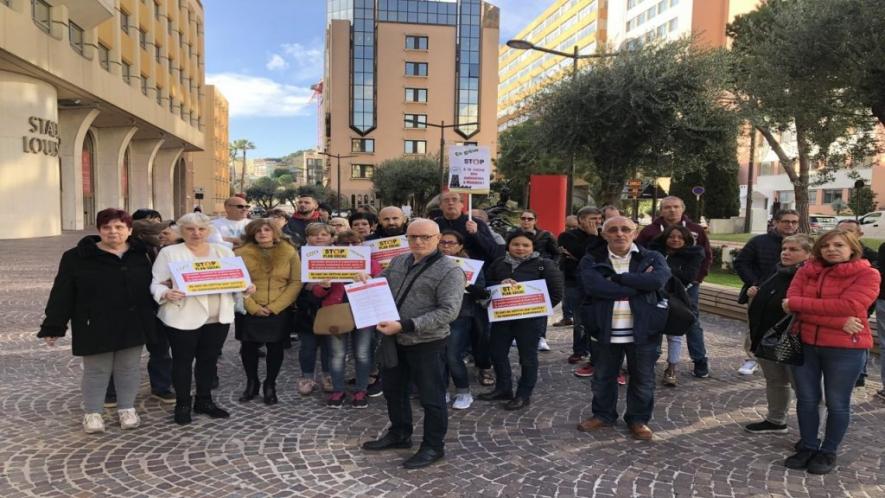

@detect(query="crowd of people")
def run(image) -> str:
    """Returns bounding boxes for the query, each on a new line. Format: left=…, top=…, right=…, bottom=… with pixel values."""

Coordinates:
left=39, top=193, right=883, bottom=473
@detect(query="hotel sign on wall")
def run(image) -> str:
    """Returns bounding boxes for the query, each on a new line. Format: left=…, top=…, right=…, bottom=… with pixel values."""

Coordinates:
left=22, top=117, right=59, bottom=157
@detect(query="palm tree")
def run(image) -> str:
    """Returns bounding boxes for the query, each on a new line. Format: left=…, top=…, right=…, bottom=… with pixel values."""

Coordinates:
left=230, top=139, right=255, bottom=193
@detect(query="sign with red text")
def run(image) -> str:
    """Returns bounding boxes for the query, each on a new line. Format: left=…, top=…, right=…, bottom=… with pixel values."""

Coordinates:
left=344, top=278, right=401, bottom=329
left=447, top=145, right=491, bottom=194
left=300, top=245, right=371, bottom=282
left=487, top=279, right=553, bottom=322
left=362, top=235, right=410, bottom=269
left=447, top=256, right=484, bottom=285
left=169, top=257, right=252, bottom=296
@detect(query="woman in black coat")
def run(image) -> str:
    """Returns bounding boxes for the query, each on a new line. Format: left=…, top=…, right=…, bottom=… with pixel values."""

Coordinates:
left=478, top=229, right=564, bottom=410
left=39, top=209, right=156, bottom=434
left=650, top=225, right=705, bottom=386
left=743, top=234, right=813, bottom=434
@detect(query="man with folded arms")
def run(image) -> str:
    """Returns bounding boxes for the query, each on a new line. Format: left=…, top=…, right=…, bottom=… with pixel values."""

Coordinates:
left=575, top=216, right=671, bottom=441
left=360, top=219, right=465, bottom=469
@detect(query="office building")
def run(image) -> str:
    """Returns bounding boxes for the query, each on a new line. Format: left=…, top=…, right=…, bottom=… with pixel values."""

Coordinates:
left=324, top=0, right=499, bottom=210
left=0, top=0, right=207, bottom=239
left=190, top=85, right=230, bottom=215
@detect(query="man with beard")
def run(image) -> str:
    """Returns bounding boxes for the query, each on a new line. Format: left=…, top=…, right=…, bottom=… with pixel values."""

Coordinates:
left=366, top=206, right=408, bottom=240
left=284, top=195, right=323, bottom=247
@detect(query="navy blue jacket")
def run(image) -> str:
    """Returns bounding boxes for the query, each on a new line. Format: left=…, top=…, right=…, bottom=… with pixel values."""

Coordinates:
left=578, top=246, right=671, bottom=345
left=435, top=214, right=503, bottom=263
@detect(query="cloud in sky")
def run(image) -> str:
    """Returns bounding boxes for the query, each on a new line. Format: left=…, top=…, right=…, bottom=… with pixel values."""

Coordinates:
left=280, top=41, right=324, bottom=80
left=266, top=54, right=288, bottom=71
left=206, top=73, right=314, bottom=117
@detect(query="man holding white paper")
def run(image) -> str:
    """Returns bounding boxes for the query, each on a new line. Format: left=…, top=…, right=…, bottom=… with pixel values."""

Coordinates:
left=359, top=219, right=465, bottom=470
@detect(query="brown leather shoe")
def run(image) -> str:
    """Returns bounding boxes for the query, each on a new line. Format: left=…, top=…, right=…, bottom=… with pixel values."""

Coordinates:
left=628, top=423, right=654, bottom=441
left=576, top=417, right=612, bottom=432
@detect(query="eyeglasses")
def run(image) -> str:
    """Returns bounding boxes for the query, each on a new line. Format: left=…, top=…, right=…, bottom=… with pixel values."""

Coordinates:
left=438, top=240, right=460, bottom=246
left=228, top=204, right=249, bottom=209
left=520, top=217, right=536, bottom=221
left=407, top=234, right=437, bottom=242
left=605, top=226, right=635, bottom=234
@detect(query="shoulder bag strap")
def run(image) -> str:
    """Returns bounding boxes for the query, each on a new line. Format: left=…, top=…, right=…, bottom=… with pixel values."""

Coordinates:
left=394, top=251, right=444, bottom=308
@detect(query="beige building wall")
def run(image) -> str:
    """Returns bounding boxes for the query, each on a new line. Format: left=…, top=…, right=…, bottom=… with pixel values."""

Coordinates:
left=324, top=5, right=499, bottom=210
left=190, top=85, right=229, bottom=216
left=0, top=0, right=206, bottom=237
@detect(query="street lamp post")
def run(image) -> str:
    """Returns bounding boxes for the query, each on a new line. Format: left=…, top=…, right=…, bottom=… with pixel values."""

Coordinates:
left=404, top=118, right=479, bottom=193
left=505, top=39, right=619, bottom=216
left=317, top=151, right=356, bottom=213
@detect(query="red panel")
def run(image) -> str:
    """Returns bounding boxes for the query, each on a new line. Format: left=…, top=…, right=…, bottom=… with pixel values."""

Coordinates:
left=529, top=175, right=567, bottom=236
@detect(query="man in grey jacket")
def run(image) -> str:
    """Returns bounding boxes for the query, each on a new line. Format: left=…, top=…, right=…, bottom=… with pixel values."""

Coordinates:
left=361, top=218, right=465, bottom=469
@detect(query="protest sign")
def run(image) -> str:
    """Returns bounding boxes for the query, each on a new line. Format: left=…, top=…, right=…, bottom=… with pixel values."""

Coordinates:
left=344, top=278, right=401, bottom=329
left=447, top=145, right=491, bottom=194
left=169, top=257, right=252, bottom=296
left=487, top=279, right=553, bottom=322
left=446, top=256, right=484, bottom=285
left=301, top=245, right=371, bottom=282
left=362, top=235, right=410, bottom=269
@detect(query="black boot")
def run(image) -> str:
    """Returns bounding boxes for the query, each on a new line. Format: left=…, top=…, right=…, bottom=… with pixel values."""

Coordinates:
left=238, top=378, right=260, bottom=403
left=174, top=398, right=192, bottom=425
left=262, top=382, right=278, bottom=405
left=193, top=397, right=230, bottom=418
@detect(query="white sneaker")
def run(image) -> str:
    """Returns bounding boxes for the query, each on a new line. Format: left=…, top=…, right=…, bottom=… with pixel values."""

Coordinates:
left=538, top=337, right=551, bottom=352
left=452, top=393, right=474, bottom=410
left=83, top=413, right=105, bottom=434
left=118, top=408, right=141, bottom=430
left=445, top=392, right=451, bottom=404
left=738, top=359, right=758, bottom=376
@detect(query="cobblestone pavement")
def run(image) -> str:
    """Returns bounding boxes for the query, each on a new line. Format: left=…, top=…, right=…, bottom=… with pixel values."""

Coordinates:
left=1, top=231, right=884, bottom=498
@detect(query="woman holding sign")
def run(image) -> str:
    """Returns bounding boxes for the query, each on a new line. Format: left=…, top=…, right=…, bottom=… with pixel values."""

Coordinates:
left=479, top=230, right=563, bottom=410
left=234, top=219, right=302, bottom=405
left=151, top=212, right=254, bottom=425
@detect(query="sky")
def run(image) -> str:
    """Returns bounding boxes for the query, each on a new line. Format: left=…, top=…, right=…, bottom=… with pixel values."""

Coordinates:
left=204, top=0, right=550, bottom=159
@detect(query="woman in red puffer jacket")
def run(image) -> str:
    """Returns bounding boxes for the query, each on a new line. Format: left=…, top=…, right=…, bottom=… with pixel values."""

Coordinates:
left=781, top=229, right=879, bottom=475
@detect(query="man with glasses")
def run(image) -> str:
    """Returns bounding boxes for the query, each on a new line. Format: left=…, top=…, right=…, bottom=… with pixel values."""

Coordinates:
left=637, top=196, right=713, bottom=378
left=575, top=216, right=671, bottom=441
left=733, top=209, right=801, bottom=375
left=434, top=191, right=502, bottom=263
left=208, top=196, right=251, bottom=249
left=360, top=219, right=465, bottom=469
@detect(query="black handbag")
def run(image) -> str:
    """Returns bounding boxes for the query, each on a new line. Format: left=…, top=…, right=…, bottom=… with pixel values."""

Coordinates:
left=754, top=314, right=804, bottom=366
left=660, top=278, right=696, bottom=336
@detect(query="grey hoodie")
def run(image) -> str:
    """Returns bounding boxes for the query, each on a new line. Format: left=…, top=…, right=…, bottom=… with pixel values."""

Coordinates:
left=383, top=250, right=465, bottom=346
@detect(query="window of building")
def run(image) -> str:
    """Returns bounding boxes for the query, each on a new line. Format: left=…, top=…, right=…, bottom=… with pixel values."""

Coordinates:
left=405, top=62, right=428, bottom=77
left=155, top=44, right=161, bottom=62
left=122, top=60, right=132, bottom=84
left=120, top=9, right=130, bottom=34
left=405, top=88, right=427, bottom=102
left=808, top=189, right=818, bottom=204
left=2, top=0, right=10, bottom=8
left=351, top=164, right=374, bottom=179
left=404, top=140, right=427, bottom=154
left=823, top=189, right=844, bottom=204
left=668, top=17, right=679, bottom=32
left=179, top=67, right=185, bottom=83
left=404, top=114, right=427, bottom=128
left=405, top=35, right=428, bottom=50
left=156, top=85, right=163, bottom=105
left=69, top=22, right=84, bottom=54
left=167, top=18, right=172, bottom=33
left=139, top=28, right=148, bottom=50
left=168, top=57, right=173, bottom=73
left=169, top=95, right=174, bottom=112
left=32, top=0, right=51, bottom=32
left=140, top=75, right=148, bottom=95
left=154, top=1, right=161, bottom=20
left=351, top=138, right=375, bottom=153
left=98, top=43, right=110, bottom=70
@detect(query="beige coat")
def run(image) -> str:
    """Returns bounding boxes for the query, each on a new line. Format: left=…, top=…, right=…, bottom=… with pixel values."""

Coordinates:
left=235, top=242, right=302, bottom=315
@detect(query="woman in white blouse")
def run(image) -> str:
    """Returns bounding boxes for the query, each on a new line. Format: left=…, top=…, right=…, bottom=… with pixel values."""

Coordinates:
left=151, top=212, right=254, bottom=425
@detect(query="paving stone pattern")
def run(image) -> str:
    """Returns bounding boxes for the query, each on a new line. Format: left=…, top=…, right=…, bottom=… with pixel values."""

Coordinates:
left=1, top=231, right=883, bottom=497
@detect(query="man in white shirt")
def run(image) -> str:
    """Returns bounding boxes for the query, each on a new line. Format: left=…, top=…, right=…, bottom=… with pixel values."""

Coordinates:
left=208, top=197, right=251, bottom=248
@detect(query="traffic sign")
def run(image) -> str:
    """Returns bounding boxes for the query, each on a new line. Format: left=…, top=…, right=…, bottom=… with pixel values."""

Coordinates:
left=691, top=186, right=705, bottom=196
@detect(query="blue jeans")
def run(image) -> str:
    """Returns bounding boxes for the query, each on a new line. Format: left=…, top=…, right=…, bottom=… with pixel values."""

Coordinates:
left=381, top=340, right=448, bottom=451
left=791, top=345, right=867, bottom=454
left=657, top=335, right=683, bottom=365
left=298, top=330, right=330, bottom=377
left=685, top=285, right=707, bottom=363
left=447, top=317, right=473, bottom=391
left=566, top=285, right=589, bottom=356
left=591, top=339, right=661, bottom=425
left=489, top=317, right=547, bottom=398
left=329, top=327, right=374, bottom=392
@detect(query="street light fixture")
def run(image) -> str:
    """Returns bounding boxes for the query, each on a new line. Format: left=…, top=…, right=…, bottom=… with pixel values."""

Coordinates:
left=317, top=150, right=356, bottom=213
left=404, top=117, right=478, bottom=193
left=505, top=38, right=620, bottom=216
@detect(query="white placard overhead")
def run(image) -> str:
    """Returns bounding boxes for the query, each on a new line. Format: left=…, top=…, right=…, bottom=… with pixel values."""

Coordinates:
left=447, top=144, right=491, bottom=194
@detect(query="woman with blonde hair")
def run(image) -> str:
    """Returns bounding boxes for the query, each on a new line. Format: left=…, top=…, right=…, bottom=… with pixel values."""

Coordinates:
left=234, top=219, right=302, bottom=405
left=782, top=229, right=879, bottom=474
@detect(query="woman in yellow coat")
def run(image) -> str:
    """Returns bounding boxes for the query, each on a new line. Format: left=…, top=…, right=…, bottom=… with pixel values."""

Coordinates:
left=234, top=219, right=303, bottom=405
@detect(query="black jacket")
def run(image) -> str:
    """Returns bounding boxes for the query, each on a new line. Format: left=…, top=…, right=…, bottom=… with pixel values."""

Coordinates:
left=38, top=236, right=156, bottom=356
left=435, top=214, right=503, bottom=263
left=733, top=231, right=784, bottom=288
left=747, top=264, right=799, bottom=352
left=507, top=228, right=560, bottom=261
left=557, top=228, right=607, bottom=285
left=486, top=254, right=564, bottom=308
left=649, top=242, right=705, bottom=286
